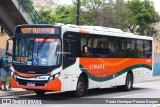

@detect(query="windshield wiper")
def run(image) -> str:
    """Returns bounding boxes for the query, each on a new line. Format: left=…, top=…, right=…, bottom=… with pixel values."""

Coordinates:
left=37, top=37, right=50, bottom=57
left=38, top=37, right=50, bottom=50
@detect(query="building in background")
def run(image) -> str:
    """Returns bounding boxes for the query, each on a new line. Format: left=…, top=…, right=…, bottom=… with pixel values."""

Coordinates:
left=0, top=26, right=12, bottom=57
left=32, top=0, right=55, bottom=11
left=153, top=22, right=160, bottom=53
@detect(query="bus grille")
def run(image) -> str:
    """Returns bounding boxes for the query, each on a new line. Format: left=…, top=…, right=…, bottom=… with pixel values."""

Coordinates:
left=16, top=79, right=47, bottom=87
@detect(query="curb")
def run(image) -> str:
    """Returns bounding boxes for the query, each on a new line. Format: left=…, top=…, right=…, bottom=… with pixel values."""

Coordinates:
left=145, top=79, right=160, bottom=82
left=0, top=90, right=34, bottom=97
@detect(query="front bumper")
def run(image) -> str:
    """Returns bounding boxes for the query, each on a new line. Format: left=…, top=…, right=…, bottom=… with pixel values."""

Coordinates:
left=11, top=77, right=61, bottom=91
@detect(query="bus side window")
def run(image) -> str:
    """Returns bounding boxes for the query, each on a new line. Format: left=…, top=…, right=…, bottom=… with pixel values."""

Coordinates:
left=80, top=37, right=92, bottom=57
left=144, top=40, right=152, bottom=58
left=92, top=37, right=105, bottom=57
left=117, top=38, right=127, bottom=58
left=126, top=39, right=136, bottom=58
left=137, top=40, right=144, bottom=58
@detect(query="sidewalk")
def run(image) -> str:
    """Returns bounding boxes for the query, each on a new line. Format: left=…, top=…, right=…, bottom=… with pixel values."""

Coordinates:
left=0, top=75, right=160, bottom=97
left=0, top=86, right=34, bottom=97
left=146, top=75, right=160, bottom=82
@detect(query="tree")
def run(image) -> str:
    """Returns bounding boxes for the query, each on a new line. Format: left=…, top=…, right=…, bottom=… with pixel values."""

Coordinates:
left=127, top=0, right=160, bottom=36
left=80, top=0, right=131, bottom=30
left=80, top=0, right=115, bottom=26
left=112, top=0, right=132, bottom=30
left=38, top=5, right=77, bottom=24
left=38, top=8, right=55, bottom=24
left=37, top=0, right=160, bottom=37
left=54, top=5, right=76, bottom=24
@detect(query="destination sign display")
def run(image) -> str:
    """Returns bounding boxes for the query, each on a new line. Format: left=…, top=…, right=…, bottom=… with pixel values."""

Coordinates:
left=20, top=28, right=55, bottom=34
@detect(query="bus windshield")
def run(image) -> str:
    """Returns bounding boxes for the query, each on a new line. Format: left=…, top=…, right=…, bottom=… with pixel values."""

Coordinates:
left=13, top=37, right=61, bottom=66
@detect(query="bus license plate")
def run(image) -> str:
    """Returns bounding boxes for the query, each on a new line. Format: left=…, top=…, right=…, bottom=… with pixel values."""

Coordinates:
left=27, top=82, right=35, bottom=86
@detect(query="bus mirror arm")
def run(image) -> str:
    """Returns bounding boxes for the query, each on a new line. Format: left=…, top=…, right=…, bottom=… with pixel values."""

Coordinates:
left=6, top=41, right=9, bottom=53
left=6, top=38, right=12, bottom=54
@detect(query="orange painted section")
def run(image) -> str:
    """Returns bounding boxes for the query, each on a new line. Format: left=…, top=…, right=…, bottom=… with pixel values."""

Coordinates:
left=80, top=58, right=152, bottom=77
left=35, top=38, right=56, bottom=42
left=11, top=77, right=61, bottom=91
left=14, top=70, right=51, bottom=77
left=79, top=29, right=89, bottom=34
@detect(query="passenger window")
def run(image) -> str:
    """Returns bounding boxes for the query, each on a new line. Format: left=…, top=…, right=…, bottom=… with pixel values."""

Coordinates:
left=118, top=38, right=126, bottom=57
left=144, top=40, right=152, bottom=58
left=81, top=37, right=92, bottom=57
left=126, top=39, right=136, bottom=58
left=137, top=40, right=144, bottom=58
left=92, top=37, right=105, bottom=57
left=105, top=37, right=116, bottom=57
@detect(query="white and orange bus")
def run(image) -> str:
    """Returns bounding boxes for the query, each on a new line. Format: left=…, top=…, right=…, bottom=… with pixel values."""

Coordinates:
left=7, top=24, right=153, bottom=96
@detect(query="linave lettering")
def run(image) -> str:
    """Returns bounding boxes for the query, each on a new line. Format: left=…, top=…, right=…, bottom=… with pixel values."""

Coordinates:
left=89, top=64, right=105, bottom=70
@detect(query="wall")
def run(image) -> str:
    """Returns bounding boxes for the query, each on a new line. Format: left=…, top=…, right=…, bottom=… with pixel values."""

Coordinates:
left=0, top=34, right=12, bottom=58
left=153, top=53, right=160, bottom=76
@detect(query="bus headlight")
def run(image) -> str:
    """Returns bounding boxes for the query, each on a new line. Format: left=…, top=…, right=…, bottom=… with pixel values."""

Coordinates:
left=48, top=76, right=54, bottom=82
left=55, top=73, right=60, bottom=78
left=48, top=72, right=60, bottom=82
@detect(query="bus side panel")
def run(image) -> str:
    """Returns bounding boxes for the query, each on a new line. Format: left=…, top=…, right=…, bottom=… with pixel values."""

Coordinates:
left=133, top=68, right=152, bottom=83
left=62, top=58, right=81, bottom=91
left=80, top=58, right=152, bottom=88
left=100, top=72, right=127, bottom=88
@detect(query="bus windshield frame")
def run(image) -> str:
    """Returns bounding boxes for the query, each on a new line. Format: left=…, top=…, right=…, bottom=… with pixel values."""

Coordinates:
left=12, top=25, right=62, bottom=68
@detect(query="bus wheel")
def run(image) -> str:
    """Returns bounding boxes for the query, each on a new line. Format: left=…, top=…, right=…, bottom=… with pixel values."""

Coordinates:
left=35, top=90, right=46, bottom=96
left=117, top=73, right=133, bottom=91
left=75, top=77, right=87, bottom=97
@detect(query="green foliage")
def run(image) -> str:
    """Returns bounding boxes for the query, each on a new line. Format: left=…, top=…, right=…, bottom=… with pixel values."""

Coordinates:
left=54, top=5, right=76, bottom=24
left=80, top=0, right=132, bottom=29
left=81, top=0, right=114, bottom=26
left=36, top=0, right=160, bottom=36
left=127, top=0, right=160, bottom=36
left=38, top=5, right=76, bottom=24
left=112, top=0, right=132, bottom=30
left=38, top=8, right=55, bottom=24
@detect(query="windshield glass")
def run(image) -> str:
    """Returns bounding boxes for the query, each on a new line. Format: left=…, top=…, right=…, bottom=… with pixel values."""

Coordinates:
left=13, top=38, right=61, bottom=66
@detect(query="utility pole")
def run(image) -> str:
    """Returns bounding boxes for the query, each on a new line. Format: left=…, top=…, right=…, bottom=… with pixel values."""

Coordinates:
left=76, top=0, right=80, bottom=25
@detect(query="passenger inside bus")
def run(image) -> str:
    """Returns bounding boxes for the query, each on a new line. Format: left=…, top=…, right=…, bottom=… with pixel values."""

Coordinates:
left=81, top=45, right=92, bottom=57
left=28, top=51, right=32, bottom=61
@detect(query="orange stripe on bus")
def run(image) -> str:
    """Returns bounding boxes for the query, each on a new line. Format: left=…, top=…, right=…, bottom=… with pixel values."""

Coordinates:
left=14, top=70, right=51, bottom=77
left=79, top=29, right=89, bottom=34
left=80, top=58, right=152, bottom=78
left=98, top=58, right=130, bottom=66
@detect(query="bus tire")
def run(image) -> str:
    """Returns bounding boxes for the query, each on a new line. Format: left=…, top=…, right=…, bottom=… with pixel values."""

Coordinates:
left=117, top=73, right=133, bottom=91
left=75, top=76, right=87, bottom=97
left=35, top=90, right=46, bottom=96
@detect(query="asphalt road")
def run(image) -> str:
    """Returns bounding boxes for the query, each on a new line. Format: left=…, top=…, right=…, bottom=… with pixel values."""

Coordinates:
left=1, top=81, right=160, bottom=107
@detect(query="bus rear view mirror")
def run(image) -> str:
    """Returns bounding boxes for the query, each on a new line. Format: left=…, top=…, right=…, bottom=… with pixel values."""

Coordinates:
left=6, top=41, right=9, bottom=52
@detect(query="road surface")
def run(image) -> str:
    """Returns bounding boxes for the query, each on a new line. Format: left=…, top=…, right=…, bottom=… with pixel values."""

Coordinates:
left=1, top=81, right=160, bottom=107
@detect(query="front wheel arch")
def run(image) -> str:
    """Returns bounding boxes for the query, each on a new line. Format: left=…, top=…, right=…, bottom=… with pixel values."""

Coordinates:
left=74, top=73, right=88, bottom=97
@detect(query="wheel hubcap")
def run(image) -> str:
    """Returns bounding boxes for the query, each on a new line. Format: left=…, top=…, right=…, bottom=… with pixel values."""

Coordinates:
left=127, top=77, right=132, bottom=89
left=77, top=82, right=84, bottom=94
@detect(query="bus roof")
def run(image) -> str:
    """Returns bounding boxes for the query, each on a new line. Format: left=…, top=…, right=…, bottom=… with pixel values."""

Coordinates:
left=61, top=24, right=153, bottom=40
left=15, top=24, right=153, bottom=40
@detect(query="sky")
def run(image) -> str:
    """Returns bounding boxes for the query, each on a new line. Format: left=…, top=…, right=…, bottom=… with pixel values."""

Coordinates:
left=58, top=0, right=160, bottom=14
left=150, top=0, right=160, bottom=14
